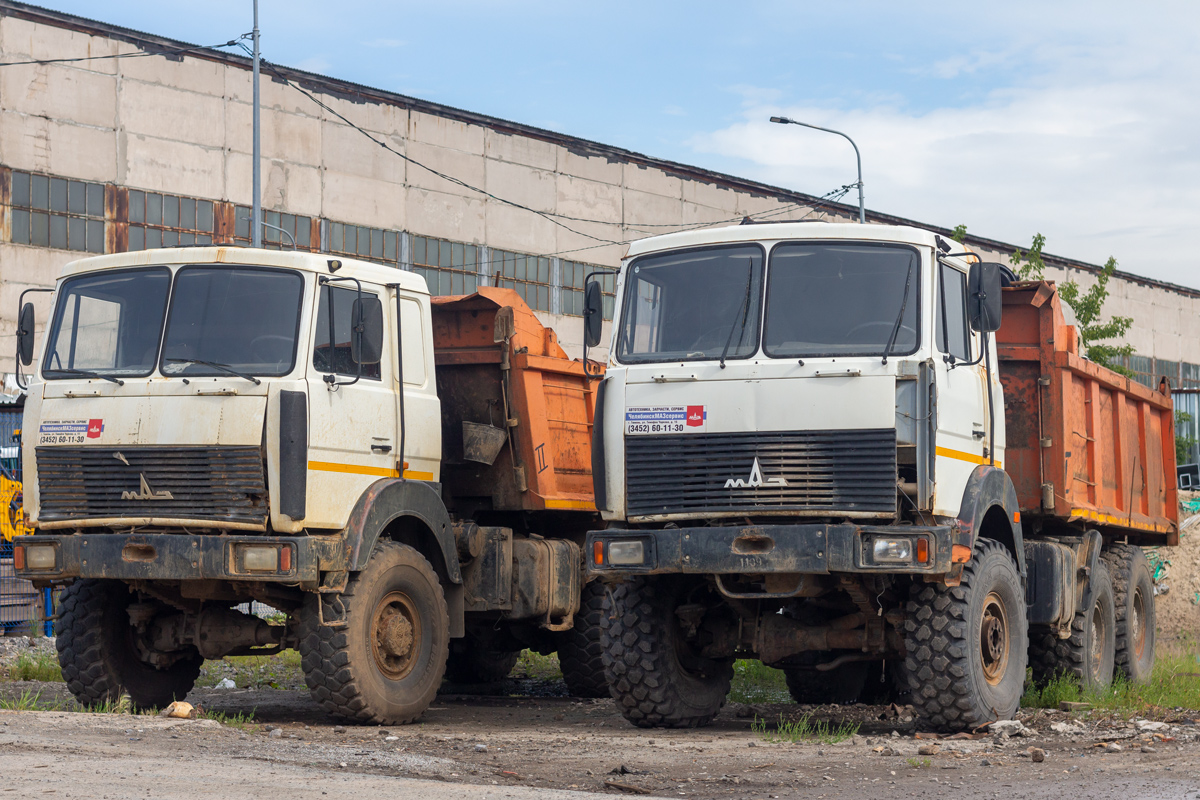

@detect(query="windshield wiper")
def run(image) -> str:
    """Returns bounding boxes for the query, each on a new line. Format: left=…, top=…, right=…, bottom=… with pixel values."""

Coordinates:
left=43, top=367, right=124, bottom=386
left=720, top=261, right=756, bottom=369
left=881, top=255, right=915, bottom=366
left=164, top=358, right=262, bottom=385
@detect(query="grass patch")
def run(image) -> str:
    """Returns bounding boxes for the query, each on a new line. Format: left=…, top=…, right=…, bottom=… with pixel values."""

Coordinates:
left=752, top=713, right=859, bottom=744
left=195, top=649, right=304, bottom=690
left=906, top=757, right=932, bottom=769
left=0, top=690, right=67, bottom=711
left=197, top=708, right=256, bottom=728
left=510, top=650, right=563, bottom=682
left=1022, top=649, right=1200, bottom=714
left=729, top=659, right=791, bottom=704
left=3, top=652, right=62, bottom=682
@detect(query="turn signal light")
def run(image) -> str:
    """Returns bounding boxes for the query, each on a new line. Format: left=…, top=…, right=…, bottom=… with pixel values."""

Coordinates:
left=280, top=545, right=292, bottom=572
left=916, top=537, right=929, bottom=563
left=593, top=540, right=604, bottom=566
left=12, top=545, right=24, bottom=570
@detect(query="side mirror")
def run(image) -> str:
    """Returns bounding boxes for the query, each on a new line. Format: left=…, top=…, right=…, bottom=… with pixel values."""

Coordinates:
left=583, top=280, right=603, bottom=348
left=350, top=296, right=384, bottom=365
left=16, top=302, right=35, bottom=366
left=968, top=262, right=1003, bottom=333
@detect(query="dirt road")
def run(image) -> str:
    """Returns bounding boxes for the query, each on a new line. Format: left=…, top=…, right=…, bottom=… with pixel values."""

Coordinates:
left=2, top=681, right=1199, bottom=800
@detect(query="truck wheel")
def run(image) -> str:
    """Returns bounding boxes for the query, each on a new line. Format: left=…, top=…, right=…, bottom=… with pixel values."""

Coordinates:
left=557, top=581, right=610, bottom=698
left=601, top=577, right=733, bottom=728
left=904, top=538, right=1027, bottom=730
left=1031, top=560, right=1116, bottom=690
left=444, top=636, right=521, bottom=684
left=299, top=541, right=449, bottom=725
left=1101, top=544, right=1155, bottom=684
left=55, top=579, right=201, bottom=710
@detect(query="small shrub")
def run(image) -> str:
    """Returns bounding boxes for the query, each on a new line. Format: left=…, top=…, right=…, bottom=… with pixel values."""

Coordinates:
left=752, top=713, right=858, bottom=744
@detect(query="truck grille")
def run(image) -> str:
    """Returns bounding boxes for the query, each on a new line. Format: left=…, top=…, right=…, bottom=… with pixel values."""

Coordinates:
left=36, top=446, right=268, bottom=528
left=625, top=429, right=897, bottom=518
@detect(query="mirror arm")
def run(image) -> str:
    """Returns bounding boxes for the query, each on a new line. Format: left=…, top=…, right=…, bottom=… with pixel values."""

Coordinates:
left=320, top=275, right=364, bottom=388
left=14, top=288, right=55, bottom=391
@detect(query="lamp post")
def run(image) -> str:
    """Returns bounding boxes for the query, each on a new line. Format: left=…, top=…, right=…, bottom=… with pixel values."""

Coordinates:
left=251, top=0, right=262, bottom=248
left=769, top=116, right=865, bottom=224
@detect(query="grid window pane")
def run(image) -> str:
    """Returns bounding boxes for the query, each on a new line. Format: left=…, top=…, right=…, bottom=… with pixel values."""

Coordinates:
left=130, top=190, right=145, bottom=223
left=129, top=225, right=145, bottom=251
left=198, top=200, right=214, bottom=232
left=180, top=197, right=196, bottom=229
left=31, top=175, right=49, bottom=209
left=67, top=216, right=85, bottom=250
left=12, top=209, right=30, bottom=245
left=31, top=212, right=48, bottom=246
left=50, top=178, right=67, bottom=212
left=49, top=215, right=67, bottom=249
left=68, top=181, right=85, bottom=214
left=147, top=193, right=163, bottom=225
left=12, top=171, right=30, bottom=207
left=87, top=183, right=104, bottom=217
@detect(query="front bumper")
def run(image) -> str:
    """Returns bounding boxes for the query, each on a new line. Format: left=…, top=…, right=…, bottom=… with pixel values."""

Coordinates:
left=12, top=532, right=347, bottom=585
left=586, top=522, right=956, bottom=578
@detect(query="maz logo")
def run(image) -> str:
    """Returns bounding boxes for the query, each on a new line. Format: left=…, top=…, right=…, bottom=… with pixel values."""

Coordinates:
left=121, top=474, right=174, bottom=501
left=724, top=457, right=788, bottom=489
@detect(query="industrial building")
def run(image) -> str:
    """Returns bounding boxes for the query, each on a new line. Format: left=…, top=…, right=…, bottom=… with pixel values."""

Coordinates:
left=1, top=0, right=1199, bottom=407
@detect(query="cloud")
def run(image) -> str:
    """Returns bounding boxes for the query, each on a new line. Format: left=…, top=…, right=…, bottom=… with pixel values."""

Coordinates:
left=687, top=7, right=1200, bottom=287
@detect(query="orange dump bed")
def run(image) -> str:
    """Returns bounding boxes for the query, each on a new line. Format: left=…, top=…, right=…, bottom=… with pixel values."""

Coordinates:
left=997, top=281, right=1177, bottom=545
left=430, top=287, right=602, bottom=516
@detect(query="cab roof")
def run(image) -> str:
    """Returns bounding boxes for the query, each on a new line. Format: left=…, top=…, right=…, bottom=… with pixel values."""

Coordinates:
left=58, top=247, right=429, bottom=294
left=624, top=221, right=946, bottom=260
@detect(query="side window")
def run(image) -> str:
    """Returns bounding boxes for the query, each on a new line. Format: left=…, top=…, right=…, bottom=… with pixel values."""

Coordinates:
left=936, top=264, right=970, bottom=362
left=313, top=285, right=382, bottom=381
left=399, top=297, right=427, bottom=386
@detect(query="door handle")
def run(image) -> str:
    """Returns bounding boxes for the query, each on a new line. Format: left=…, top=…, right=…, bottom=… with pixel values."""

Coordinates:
left=371, top=444, right=393, bottom=453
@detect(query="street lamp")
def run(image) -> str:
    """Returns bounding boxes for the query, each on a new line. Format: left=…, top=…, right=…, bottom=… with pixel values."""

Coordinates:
left=769, top=116, right=865, bottom=224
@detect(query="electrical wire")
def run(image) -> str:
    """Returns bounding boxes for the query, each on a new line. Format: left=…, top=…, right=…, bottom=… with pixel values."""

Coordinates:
left=0, top=36, right=249, bottom=68
left=243, top=47, right=622, bottom=247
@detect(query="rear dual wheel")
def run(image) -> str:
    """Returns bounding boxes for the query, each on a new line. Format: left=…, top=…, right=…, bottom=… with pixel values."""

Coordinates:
left=1029, top=560, right=1117, bottom=691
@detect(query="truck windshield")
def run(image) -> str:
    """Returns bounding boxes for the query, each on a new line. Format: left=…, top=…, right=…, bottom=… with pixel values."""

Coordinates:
left=616, top=245, right=764, bottom=364
left=42, top=268, right=171, bottom=378
left=763, top=243, right=920, bottom=358
left=160, top=267, right=304, bottom=378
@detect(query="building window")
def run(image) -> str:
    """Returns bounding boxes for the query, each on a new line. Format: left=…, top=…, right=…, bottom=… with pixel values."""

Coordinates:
left=9, top=170, right=105, bottom=253
left=1180, top=362, right=1200, bottom=390
left=325, top=220, right=397, bottom=264
left=233, top=207, right=314, bottom=251
left=1128, top=354, right=1155, bottom=388
left=129, top=190, right=215, bottom=250
left=562, top=260, right=616, bottom=320
left=413, top=235, right=479, bottom=296
left=1156, top=359, right=1180, bottom=389
left=491, top=249, right=551, bottom=311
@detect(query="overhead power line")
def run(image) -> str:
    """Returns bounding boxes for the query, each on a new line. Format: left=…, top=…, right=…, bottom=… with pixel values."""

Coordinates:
left=0, top=36, right=249, bottom=68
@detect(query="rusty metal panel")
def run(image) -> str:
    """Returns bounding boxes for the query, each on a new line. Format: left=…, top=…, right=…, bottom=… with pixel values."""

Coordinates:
left=431, top=287, right=602, bottom=515
left=998, top=281, right=1177, bottom=544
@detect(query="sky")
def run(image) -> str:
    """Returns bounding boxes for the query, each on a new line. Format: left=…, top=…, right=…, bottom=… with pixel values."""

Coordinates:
left=25, top=0, right=1200, bottom=288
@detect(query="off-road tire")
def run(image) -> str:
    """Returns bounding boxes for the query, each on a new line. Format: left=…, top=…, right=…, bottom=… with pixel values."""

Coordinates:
left=444, top=638, right=521, bottom=684
left=1101, top=544, right=1155, bottom=684
left=55, top=579, right=202, bottom=710
left=601, top=577, right=734, bottom=728
left=299, top=541, right=449, bottom=725
left=557, top=581, right=610, bottom=698
left=1028, top=560, right=1116, bottom=690
left=904, top=538, right=1027, bottom=730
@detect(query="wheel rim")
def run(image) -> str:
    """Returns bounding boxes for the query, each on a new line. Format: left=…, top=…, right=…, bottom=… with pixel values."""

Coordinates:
left=980, top=591, right=1010, bottom=686
left=371, top=591, right=421, bottom=681
left=1089, top=596, right=1108, bottom=678
left=1131, top=585, right=1147, bottom=660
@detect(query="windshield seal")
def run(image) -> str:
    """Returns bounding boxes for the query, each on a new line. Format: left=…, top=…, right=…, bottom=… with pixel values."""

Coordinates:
left=761, top=241, right=922, bottom=360
left=41, top=266, right=172, bottom=380
left=614, top=243, right=766, bottom=366
left=159, top=265, right=305, bottom=379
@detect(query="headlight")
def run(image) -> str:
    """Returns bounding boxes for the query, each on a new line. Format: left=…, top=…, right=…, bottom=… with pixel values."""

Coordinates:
left=607, top=540, right=645, bottom=566
left=241, top=545, right=279, bottom=572
left=872, top=538, right=913, bottom=563
left=24, top=544, right=57, bottom=570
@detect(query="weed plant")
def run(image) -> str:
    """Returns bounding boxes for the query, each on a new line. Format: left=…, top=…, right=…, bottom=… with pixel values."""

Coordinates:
left=752, top=713, right=859, bottom=744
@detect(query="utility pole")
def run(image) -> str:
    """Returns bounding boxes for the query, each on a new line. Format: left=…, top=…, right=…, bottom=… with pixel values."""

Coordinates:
left=251, top=0, right=262, bottom=248
left=769, top=116, right=865, bottom=223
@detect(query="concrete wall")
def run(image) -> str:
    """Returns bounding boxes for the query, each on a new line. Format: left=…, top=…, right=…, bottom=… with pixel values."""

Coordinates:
left=1, top=9, right=1196, bottom=385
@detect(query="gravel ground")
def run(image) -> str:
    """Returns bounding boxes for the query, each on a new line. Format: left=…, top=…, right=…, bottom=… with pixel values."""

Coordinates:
left=2, top=674, right=1199, bottom=799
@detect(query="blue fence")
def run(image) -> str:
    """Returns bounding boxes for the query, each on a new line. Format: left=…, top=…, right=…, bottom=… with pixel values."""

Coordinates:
left=1, top=405, right=53, bottom=636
